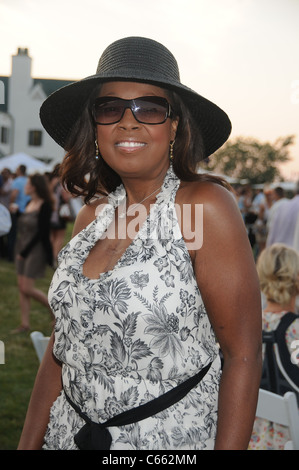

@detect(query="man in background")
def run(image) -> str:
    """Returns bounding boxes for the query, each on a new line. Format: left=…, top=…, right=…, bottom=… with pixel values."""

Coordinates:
left=7, top=165, right=31, bottom=261
left=266, top=183, right=299, bottom=248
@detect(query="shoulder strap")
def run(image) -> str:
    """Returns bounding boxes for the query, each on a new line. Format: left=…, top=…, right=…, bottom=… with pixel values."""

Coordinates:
left=262, top=312, right=299, bottom=394
left=275, top=312, right=298, bottom=335
left=274, top=312, right=299, bottom=389
left=262, top=330, right=279, bottom=393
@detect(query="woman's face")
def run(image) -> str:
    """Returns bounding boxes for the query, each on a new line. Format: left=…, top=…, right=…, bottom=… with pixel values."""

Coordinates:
left=95, top=81, right=178, bottom=180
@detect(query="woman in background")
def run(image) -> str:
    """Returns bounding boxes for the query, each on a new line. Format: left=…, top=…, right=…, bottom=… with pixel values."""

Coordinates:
left=249, top=243, right=299, bottom=449
left=12, top=173, right=54, bottom=333
left=48, top=164, right=72, bottom=263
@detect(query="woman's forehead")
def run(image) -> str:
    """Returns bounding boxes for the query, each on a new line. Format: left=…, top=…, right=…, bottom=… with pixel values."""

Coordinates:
left=98, top=81, right=168, bottom=99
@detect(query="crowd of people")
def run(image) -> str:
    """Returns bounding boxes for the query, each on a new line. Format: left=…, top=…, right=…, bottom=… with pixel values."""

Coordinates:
left=0, top=163, right=81, bottom=332
left=249, top=243, right=299, bottom=449
left=235, top=182, right=299, bottom=257
left=1, top=162, right=299, bottom=450
left=234, top=181, right=299, bottom=449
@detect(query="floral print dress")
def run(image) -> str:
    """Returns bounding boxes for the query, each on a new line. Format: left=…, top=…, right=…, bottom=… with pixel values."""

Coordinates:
left=43, top=166, right=221, bottom=450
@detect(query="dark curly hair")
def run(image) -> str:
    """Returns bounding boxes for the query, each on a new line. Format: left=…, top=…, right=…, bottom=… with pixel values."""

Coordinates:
left=29, top=173, right=54, bottom=208
left=59, top=84, right=230, bottom=204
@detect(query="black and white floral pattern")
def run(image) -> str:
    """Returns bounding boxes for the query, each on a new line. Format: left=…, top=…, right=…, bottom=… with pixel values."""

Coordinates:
left=43, top=166, right=221, bottom=450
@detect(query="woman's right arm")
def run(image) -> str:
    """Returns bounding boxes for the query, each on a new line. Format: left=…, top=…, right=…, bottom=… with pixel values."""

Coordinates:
left=18, top=199, right=106, bottom=449
left=18, top=332, right=63, bottom=449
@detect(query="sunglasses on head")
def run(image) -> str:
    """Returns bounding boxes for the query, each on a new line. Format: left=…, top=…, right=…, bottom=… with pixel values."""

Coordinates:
left=92, top=96, right=173, bottom=125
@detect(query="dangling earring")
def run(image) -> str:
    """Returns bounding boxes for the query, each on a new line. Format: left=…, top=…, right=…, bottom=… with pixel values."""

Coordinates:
left=169, top=140, right=175, bottom=161
left=95, top=139, right=100, bottom=160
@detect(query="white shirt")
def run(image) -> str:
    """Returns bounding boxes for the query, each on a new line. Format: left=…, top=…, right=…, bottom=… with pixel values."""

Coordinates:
left=0, top=203, right=12, bottom=236
left=266, top=195, right=299, bottom=247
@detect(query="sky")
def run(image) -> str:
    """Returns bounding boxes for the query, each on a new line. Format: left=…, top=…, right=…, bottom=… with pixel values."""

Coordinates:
left=0, top=0, right=298, bottom=180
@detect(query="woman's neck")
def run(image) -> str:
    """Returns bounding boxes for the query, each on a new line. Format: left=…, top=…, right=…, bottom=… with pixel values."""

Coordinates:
left=121, top=163, right=169, bottom=206
left=263, top=297, right=296, bottom=314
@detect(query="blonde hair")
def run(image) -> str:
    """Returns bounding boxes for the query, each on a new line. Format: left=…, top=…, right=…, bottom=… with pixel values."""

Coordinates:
left=257, top=243, right=299, bottom=306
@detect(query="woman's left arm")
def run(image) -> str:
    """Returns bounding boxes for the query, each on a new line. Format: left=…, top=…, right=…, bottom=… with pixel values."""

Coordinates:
left=190, top=182, right=262, bottom=450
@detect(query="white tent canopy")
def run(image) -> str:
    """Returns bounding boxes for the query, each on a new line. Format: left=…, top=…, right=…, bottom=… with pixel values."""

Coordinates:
left=0, top=152, right=49, bottom=174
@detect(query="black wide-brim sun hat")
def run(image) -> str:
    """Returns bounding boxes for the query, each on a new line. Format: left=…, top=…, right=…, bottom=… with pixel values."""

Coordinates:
left=40, top=36, right=231, bottom=158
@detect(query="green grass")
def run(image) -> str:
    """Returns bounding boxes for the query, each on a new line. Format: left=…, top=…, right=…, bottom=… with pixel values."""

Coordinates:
left=0, top=224, right=73, bottom=450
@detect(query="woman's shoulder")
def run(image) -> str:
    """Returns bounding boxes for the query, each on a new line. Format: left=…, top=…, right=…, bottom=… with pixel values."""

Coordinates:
left=281, top=313, right=299, bottom=357
left=263, top=311, right=299, bottom=332
left=176, top=178, right=248, bottom=258
left=285, top=313, right=299, bottom=339
left=177, top=178, right=238, bottom=216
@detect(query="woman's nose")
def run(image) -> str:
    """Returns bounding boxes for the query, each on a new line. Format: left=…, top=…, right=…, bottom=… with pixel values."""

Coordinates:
left=118, top=107, right=140, bottom=128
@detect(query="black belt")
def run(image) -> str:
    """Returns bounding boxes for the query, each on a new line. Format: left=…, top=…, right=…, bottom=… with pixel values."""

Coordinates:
left=64, top=361, right=212, bottom=450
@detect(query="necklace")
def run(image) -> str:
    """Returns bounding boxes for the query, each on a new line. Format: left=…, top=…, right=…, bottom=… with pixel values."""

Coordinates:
left=118, top=186, right=161, bottom=219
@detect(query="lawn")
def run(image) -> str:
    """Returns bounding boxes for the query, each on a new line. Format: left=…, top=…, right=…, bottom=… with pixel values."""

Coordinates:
left=0, top=224, right=73, bottom=450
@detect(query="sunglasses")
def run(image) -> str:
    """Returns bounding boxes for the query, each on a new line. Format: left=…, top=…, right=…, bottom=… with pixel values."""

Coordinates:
left=92, top=96, right=173, bottom=125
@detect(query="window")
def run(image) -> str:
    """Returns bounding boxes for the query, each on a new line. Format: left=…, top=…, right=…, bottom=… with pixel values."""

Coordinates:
left=1, top=126, right=9, bottom=144
left=28, top=130, right=42, bottom=146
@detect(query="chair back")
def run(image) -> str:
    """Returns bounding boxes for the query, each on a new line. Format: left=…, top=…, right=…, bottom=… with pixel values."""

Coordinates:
left=256, top=388, right=299, bottom=449
left=30, top=331, right=50, bottom=363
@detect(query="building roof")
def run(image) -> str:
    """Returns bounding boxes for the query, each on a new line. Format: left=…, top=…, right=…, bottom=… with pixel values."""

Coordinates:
left=33, top=78, right=74, bottom=97
left=0, top=76, right=74, bottom=114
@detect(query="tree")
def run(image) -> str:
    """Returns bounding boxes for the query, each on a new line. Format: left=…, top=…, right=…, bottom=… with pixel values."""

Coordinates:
left=200, top=135, right=294, bottom=184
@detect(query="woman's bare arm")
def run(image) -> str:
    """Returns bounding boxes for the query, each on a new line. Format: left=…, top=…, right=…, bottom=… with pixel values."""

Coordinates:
left=18, top=332, right=63, bottom=449
left=179, top=181, right=262, bottom=449
left=18, top=199, right=107, bottom=449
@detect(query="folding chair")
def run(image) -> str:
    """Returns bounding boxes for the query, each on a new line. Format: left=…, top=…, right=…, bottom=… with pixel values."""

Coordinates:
left=256, top=388, right=299, bottom=449
left=30, top=331, right=50, bottom=363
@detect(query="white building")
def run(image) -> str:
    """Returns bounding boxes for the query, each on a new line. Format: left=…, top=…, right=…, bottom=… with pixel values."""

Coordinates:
left=0, top=48, right=73, bottom=166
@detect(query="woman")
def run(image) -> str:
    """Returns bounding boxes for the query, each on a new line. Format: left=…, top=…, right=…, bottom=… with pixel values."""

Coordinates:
left=18, top=37, right=262, bottom=450
left=12, top=173, right=53, bottom=333
left=48, top=164, right=72, bottom=263
left=249, top=243, right=299, bottom=450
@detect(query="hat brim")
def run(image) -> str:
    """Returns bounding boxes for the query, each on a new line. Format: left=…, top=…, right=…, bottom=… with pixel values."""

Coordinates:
left=40, top=74, right=231, bottom=158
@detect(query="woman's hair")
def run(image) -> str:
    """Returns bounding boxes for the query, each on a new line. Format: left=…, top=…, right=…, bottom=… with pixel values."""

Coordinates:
left=30, top=173, right=54, bottom=207
left=60, top=84, right=230, bottom=204
left=257, top=243, right=299, bottom=306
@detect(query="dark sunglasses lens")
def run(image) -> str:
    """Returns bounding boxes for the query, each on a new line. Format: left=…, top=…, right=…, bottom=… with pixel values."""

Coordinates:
left=93, top=100, right=123, bottom=124
left=134, top=98, right=168, bottom=124
left=93, top=97, right=170, bottom=124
